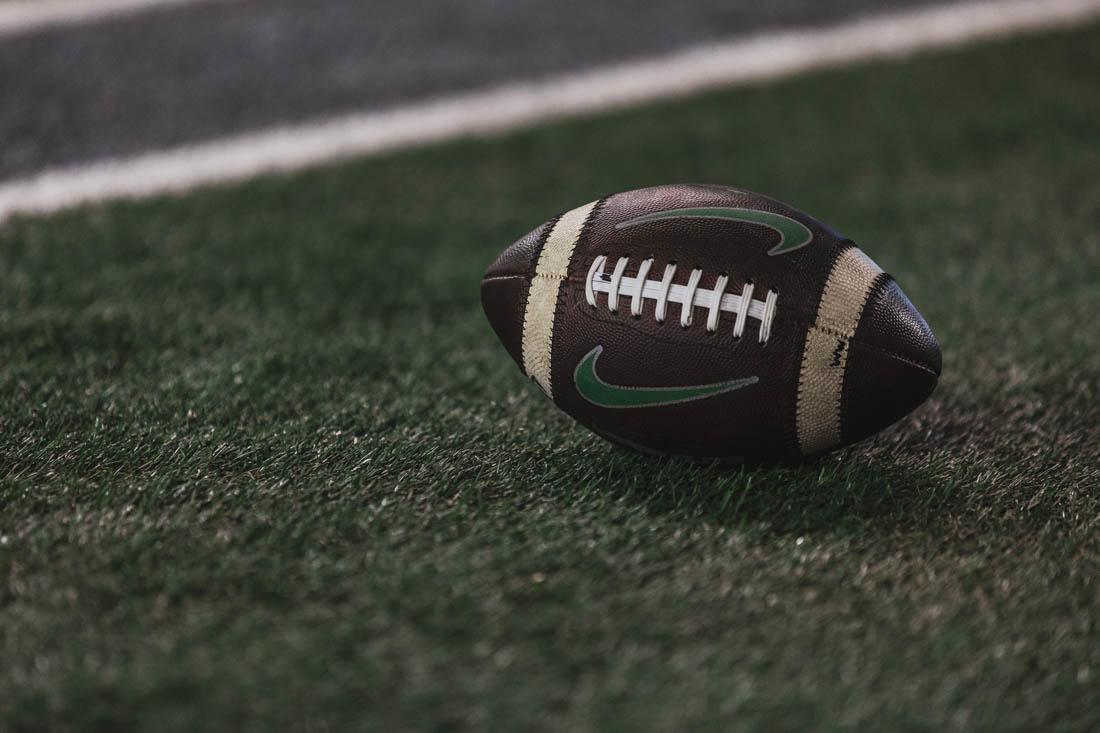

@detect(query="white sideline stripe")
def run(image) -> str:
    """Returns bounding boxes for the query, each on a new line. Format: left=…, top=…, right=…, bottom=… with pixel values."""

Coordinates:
left=1, top=0, right=1098, bottom=223
left=0, top=0, right=223, bottom=36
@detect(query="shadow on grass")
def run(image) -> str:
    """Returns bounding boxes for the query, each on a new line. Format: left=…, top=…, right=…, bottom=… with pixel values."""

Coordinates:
left=510, top=380, right=1100, bottom=537
left=568, top=446, right=954, bottom=535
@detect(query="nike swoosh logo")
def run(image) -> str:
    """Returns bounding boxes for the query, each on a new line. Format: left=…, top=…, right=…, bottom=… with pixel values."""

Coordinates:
left=615, top=206, right=813, bottom=256
left=574, top=346, right=758, bottom=408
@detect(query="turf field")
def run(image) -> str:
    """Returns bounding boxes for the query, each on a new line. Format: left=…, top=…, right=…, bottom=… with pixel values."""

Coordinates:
left=2, top=22, right=1099, bottom=732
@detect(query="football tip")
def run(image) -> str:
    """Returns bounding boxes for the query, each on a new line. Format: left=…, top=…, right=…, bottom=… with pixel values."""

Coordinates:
left=840, top=278, right=941, bottom=445
left=480, top=219, right=557, bottom=371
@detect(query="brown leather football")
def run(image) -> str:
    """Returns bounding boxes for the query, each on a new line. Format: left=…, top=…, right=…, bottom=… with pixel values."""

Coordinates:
left=481, top=184, right=940, bottom=463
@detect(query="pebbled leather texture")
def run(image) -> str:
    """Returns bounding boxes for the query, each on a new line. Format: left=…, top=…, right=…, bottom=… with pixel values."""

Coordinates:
left=481, top=184, right=940, bottom=462
left=854, top=278, right=941, bottom=376
left=481, top=220, right=554, bottom=367
left=481, top=273, right=531, bottom=368
left=484, top=220, right=553, bottom=279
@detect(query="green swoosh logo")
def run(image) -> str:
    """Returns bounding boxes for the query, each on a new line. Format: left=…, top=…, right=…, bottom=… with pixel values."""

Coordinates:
left=615, top=207, right=813, bottom=256
left=574, top=346, right=758, bottom=408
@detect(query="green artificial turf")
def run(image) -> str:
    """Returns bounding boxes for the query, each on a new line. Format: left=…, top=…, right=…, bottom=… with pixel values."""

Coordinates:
left=2, top=22, right=1100, bottom=733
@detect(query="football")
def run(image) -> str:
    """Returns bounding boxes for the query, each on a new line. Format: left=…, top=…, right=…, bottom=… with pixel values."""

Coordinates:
left=481, top=184, right=941, bottom=462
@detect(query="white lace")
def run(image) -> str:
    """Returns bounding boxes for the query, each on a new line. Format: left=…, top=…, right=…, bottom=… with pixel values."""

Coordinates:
left=585, top=256, right=778, bottom=343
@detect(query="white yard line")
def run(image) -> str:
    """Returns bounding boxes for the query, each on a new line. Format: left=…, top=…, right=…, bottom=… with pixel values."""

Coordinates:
left=1, top=0, right=1098, bottom=223
left=0, top=0, right=225, bottom=36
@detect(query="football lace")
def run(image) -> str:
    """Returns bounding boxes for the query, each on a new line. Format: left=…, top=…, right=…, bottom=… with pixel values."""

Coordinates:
left=584, top=255, right=778, bottom=343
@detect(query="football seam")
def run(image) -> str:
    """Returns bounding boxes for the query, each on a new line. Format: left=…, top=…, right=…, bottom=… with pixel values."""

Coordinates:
left=846, top=338, right=941, bottom=377
left=482, top=266, right=604, bottom=284
left=802, top=322, right=854, bottom=340
left=481, top=273, right=530, bottom=283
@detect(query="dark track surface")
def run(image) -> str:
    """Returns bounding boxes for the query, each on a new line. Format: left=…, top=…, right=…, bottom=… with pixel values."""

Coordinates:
left=1, top=0, right=961, bottom=180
